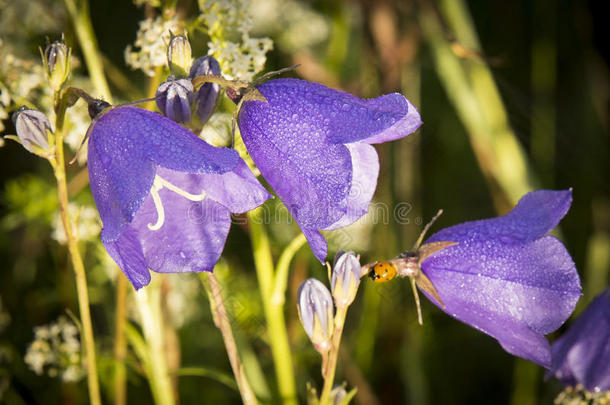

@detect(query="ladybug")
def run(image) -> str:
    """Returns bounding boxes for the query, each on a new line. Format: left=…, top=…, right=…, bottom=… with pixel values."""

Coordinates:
left=368, top=261, right=397, bottom=283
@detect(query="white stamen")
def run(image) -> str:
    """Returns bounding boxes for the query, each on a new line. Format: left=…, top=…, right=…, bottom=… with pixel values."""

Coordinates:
left=147, top=182, right=165, bottom=230
left=155, top=176, right=206, bottom=201
left=146, top=175, right=206, bottom=231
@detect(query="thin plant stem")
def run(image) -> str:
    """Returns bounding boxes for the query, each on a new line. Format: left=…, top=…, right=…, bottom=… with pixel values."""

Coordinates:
left=135, top=279, right=176, bottom=405
left=52, top=93, right=101, bottom=405
left=247, top=209, right=298, bottom=405
left=271, top=233, right=307, bottom=305
left=319, top=306, right=348, bottom=405
left=113, top=272, right=128, bottom=405
left=201, top=273, right=258, bottom=405
left=63, top=0, right=112, bottom=101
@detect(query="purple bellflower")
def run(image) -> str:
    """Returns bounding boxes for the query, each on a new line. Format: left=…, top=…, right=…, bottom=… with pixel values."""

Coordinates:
left=550, top=288, right=610, bottom=392
left=86, top=103, right=270, bottom=289
left=238, top=78, right=421, bottom=262
left=419, top=189, right=581, bottom=367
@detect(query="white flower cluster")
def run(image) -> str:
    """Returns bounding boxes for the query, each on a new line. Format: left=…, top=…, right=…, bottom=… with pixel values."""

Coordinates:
left=199, top=0, right=273, bottom=80
left=52, top=202, right=101, bottom=244
left=24, top=316, right=84, bottom=382
left=124, top=16, right=182, bottom=77
left=248, top=0, right=329, bottom=52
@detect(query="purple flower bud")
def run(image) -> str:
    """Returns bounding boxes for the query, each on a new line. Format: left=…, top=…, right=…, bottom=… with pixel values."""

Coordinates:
left=155, top=76, right=194, bottom=123
left=189, top=56, right=221, bottom=124
left=331, top=251, right=361, bottom=308
left=11, top=106, right=52, bottom=154
left=167, top=33, right=192, bottom=77
left=297, top=278, right=334, bottom=352
left=550, top=288, right=610, bottom=393
left=42, top=39, right=70, bottom=91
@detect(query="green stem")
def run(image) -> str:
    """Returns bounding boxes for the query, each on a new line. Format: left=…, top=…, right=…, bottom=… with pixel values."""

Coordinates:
left=201, top=273, right=258, bottom=405
left=135, top=278, right=176, bottom=405
left=247, top=209, right=297, bottom=405
left=63, top=0, right=112, bottom=101
left=113, top=273, right=128, bottom=405
left=271, top=233, right=307, bottom=305
left=52, top=93, right=101, bottom=405
left=319, top=306, right=348, bottom=405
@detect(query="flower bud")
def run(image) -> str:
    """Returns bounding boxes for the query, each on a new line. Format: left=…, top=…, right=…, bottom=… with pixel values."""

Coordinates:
left=155, top=76, right=194, bottom=123
left=330, top=386, right=348, bottom=405
left=189, top=56, right=221, bottom=124
left=167, top=33, right=192, bottom=77
left=331, top=251, right=361, bottom=308
left=42, top=39, right=70, bottom=91
left=297, top=278, right=334, bottom=353
left=11, top=106, right=52, bottom=154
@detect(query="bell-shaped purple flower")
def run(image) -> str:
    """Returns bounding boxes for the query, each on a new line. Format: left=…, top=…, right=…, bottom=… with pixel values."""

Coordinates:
left=11, top=106, right=52, bottom=154
left=155, top=76, right=194, bottom=123
left=238, top=78, right=422, bottom=262
left=550, top=288, right=610, bottom=392
left=419, top=189, right=581, bottom=367
left=189, top=56, right=221, bottom=123
left=86, top=105, right=271, bottom=289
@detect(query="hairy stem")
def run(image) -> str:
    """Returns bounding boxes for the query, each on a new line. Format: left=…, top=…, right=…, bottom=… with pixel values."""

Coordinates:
left=201, top=273, right=258, bottom=405
left=52, top=93, right=101, bottom=405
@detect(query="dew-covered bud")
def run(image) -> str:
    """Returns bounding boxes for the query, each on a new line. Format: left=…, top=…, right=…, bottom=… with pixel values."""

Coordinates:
left=155, top=76, right=194, bottom=123
left=189, top=56, right=221, bottom=124
left=331, top=251, right=361, bottom=308
left=42, top=39, right=70, bottom=91
left=167, top=33, right=192, bottom=77
left=297, top=278, right=334, bottom=353
left=11, top=106, right=52, bottom=154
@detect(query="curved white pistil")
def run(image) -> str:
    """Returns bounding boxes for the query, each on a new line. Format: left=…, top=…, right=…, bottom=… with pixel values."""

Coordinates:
left=147, top=175, right=207, bottom=230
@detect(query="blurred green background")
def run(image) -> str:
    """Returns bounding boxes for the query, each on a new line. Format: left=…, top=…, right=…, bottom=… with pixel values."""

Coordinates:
left=0, top=0, right=608, bottom=404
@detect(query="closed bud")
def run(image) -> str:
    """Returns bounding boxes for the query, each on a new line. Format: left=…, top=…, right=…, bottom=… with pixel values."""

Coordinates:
left=42, top=39, right=70, bottom=91
left=155, top=76, right=194, bottom=123
left=297, top=278, right=334, bottom=353
left=331, top=251, right=361, bottom=308
left=11, top=106, right=53, bottom=155
left=167, top=33, right=192, bottom=77
left=189, top=56, right=221, bottom=124
left=330, top=386, right=348, bottom=405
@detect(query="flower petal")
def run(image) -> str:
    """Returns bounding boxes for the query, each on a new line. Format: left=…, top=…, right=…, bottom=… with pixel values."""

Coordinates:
left=245, top=79, right=420, bottom=145
left=550, top=289, right=610, bottom=391
left=421, top=235, right=581, bottom=367
left=90, top=106, right=240, bottom=174
left=103, top=227, right=151, bottom=289
left=88, top=127, right=155, bottom=243
left=323, top=143, right=379, bottom=230
left=131, top=186, right=231, bottom=274
left=427, top=189, right=573, bottom=245
left=156, top=160, right=271, bottom=213
left=239, top=94, right=351, bottom=229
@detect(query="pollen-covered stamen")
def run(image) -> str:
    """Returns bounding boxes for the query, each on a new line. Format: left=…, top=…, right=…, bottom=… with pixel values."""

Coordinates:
left=147, top=175, right=207, bottom=231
